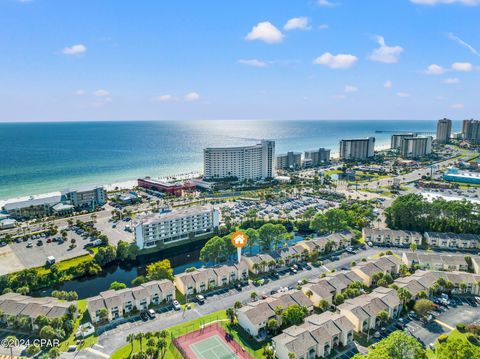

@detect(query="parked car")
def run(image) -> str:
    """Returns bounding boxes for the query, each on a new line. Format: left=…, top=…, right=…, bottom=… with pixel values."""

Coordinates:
left=37, top=240, right=43, bottom=246
left=140, top=312, right=149, bottom=321
left=26, top=241, right=33, bottom=248
left=196, top=295, right=205, bottom=304
left=147, top=309, right=156, bottom=319
left=173, top=300, right=181, bottom=311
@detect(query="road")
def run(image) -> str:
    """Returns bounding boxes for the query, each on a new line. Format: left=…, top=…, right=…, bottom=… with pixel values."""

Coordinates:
left=62, top=248, right=383, bottom=359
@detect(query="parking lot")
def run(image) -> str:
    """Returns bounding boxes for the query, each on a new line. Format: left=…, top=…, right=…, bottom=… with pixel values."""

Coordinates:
left=405, top=296, right=480, bottom=347
left=221, top=195, right=338, bottom=222
left=5, top=231, right=89, bottom=272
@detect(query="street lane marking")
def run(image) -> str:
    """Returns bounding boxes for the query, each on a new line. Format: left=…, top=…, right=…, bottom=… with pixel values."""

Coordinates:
left=434, top=319, right=454, bottom=331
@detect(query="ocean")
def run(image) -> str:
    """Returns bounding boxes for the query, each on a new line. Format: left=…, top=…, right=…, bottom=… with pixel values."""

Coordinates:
left=0, top=120, right=459, bottom=200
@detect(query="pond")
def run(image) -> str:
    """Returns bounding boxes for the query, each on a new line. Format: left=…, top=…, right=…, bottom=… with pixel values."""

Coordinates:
left=33, top=234, right=304, bottom=299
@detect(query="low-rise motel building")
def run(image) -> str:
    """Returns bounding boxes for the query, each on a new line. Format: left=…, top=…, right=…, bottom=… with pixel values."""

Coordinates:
left=174, top=262, right=249, bottom=295
left=87, top=279, right=175, bottom=323
left=362, top=228, right=422, bottom=247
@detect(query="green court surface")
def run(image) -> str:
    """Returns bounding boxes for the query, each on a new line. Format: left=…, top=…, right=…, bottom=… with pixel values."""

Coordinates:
left=190, top=335, right=237, bottom=359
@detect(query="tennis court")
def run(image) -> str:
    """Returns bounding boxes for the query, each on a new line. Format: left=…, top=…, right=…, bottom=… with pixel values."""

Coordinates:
left=190, top=335, right=238, bottom=359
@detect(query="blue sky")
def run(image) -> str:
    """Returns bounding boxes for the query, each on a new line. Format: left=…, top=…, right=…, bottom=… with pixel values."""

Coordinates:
left=0, top=0, right=479, bottom=122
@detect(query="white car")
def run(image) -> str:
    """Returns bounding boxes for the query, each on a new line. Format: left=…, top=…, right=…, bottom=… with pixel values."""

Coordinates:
left=172, top=300, right=181, bottom=311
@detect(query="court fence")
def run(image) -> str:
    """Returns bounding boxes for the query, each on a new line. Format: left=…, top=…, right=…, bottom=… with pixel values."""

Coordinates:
left=171, top=321, right=256, bottom=359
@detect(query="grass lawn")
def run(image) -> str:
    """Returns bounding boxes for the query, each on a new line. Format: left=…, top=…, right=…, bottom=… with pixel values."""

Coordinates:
left=59, top=299, right=99, bottom=352
left=111, top=310, right=268, bottom=359
left=37, top=250, right=97, bottom=276
left=111, top=311, right=228, bottom=359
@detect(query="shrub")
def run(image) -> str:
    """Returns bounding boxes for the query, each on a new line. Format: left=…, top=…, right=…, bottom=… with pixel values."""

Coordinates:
left=456, top=323, right=466, bottom=332
left=466, top=334, right=479, bottom=345
left=438, top=334, right=448, bottom=343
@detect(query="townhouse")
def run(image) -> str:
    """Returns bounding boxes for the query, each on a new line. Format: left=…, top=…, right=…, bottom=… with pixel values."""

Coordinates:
left=302, top=270, right=364, bottom=306
left=402, top=252, right=471, bottom=272
left=337, top=287, right=401, bottom=333
left=0, top=293, right=76, bottom=329
left=362, top=228, right=422, bottom=247
left=237, top=290, right=313, bottom=338
left=174, top=262, right=249, bottom=295
left=87, top=279, right=175, bottom=323
left=271, top=244, right=308, bottom=265
left=273, top=312, right=354, bottom=359
left=242, top=254, right=276, bottom=274
left=425, top=232, right=480, bottom=250
left=298, top=231, right=354, bottom=255
left=351, top=255, right=401, bottom=287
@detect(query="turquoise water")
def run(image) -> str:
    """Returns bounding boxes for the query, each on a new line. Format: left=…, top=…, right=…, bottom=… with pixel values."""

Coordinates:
left=0, top=120, right=458, bottom=199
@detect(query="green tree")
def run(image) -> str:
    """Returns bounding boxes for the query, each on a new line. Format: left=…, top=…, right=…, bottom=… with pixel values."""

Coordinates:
left=436, top=337, right=480, bottom=359
left=266, top=318, right=279, bottom=334
left=353, top=330, right=425, bottom=359
left=281, top=304, right=308, bottom=327
left=110, top=281, right=127, bottom=290
left=145, top=259, right=174, bottom=281
left=245, top=228, right=259, bottom=254
left=4, top=335, right=17, bottom=359
left=414, top=299, right=434, bottom=318
left=258, top=223, right=289, bottom=251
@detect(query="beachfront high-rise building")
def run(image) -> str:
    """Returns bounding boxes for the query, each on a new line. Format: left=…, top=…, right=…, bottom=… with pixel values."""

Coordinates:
left=391, top=133, right=417, bottom=149
left=276, top=152, right=302, bottom=170
left=462, top=119, right=480, bottom=144
left=134, top=206, right=219, bottom=249
left=203, top=140, right=275, bottom=180
left=436, top=118, right=452, bottom=144
left=339, top=137, right=375, bottom=161
left=400, top=136, right=432, bottom=159
left=304, top=148, right=331, bottom=166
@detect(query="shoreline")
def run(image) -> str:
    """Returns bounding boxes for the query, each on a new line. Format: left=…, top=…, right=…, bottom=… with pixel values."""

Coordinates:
left=0, top=143, right=393, bottom=206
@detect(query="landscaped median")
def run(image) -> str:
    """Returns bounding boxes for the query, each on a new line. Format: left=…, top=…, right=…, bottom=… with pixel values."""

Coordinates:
left=111, top=310, right=266, bottom=359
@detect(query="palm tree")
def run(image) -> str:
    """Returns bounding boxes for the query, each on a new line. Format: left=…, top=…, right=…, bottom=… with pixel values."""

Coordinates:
left=126, top=333, right=135, bottom=353
left=250, top=292, right=258, bottom=301
left=234, top=301, right=242, bottom=310
left=135, top=333, right=144, bottom=353
left=226, top=307, right=236, bottom=324
left=4, top=335, right=16, bottom=359
left=157, top=338, right=167, bottom=359
left=305, top=290, right=313, bottom=299
left=397, top=288, right=412, bottom=309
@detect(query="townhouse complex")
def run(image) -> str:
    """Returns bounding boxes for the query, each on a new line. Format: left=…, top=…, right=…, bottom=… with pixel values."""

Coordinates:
left=87, top=279, right=175, bottom=323
left=402, top=252, right=473, bottom=272
left=134, top=206, right=219, bottom=249
left=363, top=228, right=480, bottom=250
left=0, top=292, right=76, bottom=327
left=174, top=262, right=249, bottom=295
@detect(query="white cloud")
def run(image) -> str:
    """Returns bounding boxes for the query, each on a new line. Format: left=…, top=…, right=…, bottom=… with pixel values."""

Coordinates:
left=369, top=36, right=403, bottom=63
left=344, top=85, right=358, bottom=93
left=245, top=22, right=283, bottom=44
left=313, top=52, right=358, bottom=69
left=238, top=59, right=268, bottom=67
left=443, top=77, right=460, bottom=84
left=318, top=0, right=339, bottom=6
left=452, top=62, right=473, bottom=72
left=384, top=80, right=393, bottom=88
left=396, top=92, right=410, bottom=97
left=93, top=89, right=110, bottom=97
left=410, top=0, right=479, bottom=5
left=284, top=17, right=311, bottom=31
left=75, top=89, right=85, bottom=96
left=425, top=64, right=445, bottom=75
left=61, top=44, right=87, bottom=55
left=185, top=92, right=200, bottom=102
left=447, top=33, right=479, bottom=56
left=153, top=94, right=174, bottom=102
left=451, top=103, right=465, bottom=109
